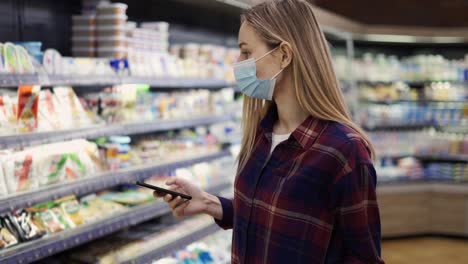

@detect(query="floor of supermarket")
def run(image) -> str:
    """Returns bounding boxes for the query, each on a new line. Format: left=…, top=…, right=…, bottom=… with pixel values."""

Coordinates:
left=382, top=237, right=468, bottom=264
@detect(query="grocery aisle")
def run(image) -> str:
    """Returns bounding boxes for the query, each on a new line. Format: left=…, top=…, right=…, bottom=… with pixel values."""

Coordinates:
left=0, top=0, right=467, bottom=263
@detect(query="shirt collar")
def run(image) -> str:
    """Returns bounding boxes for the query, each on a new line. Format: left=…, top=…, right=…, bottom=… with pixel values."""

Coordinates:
left=260, top=104, right=328, bottom=149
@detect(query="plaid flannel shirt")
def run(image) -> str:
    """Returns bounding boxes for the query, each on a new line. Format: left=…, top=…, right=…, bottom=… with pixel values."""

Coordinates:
left=215, top=106, right=384, bottom=264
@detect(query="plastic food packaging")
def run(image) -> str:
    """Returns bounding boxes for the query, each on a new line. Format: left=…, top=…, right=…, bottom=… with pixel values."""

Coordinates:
left=97, top=46, right=127, bottom=59
left=3, top=42, right=20, bottom=73
left=0, top=217, right=19, bottom=248
left=0, top=94, right=16, bottom=134
left=96, top=25, right=127, bottom=38
left=97, top=36, right=127, bottom=47
left=72, top=15, right=96, bottom=27
left=8, top=210, right=46, bottom=242
left=96, top=3, right=128, bottom=16
left=55, top=195, right=84, bottom=228
left=3, top=151, right=37, bottom=193
left=140, top=21, right=170, bottom=32
left=30, top=202, right=65, bottom=233
left=38, top=90, right=62, bottom=131
left=96, top=14, right=128, bottom=26
left=72, top=47, right=96, bottom=57
left=42, top=49, right=62, bottom=75
left=72, top=37, right=96, bottom=48
left=16, top=45, right=35, bottom=73
left=53, top=86, right=93, bottom=128
left=0, top=43, right=4, bottom=72
left=17, top=85, right=40, bottom=133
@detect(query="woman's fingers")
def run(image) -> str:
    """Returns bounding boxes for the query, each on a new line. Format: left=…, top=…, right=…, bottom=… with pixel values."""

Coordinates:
left=173, top=200, right=190, bottom=218
left=163, top=194, right=173, bottom=203
left=168, top=196, right=187, bottom=210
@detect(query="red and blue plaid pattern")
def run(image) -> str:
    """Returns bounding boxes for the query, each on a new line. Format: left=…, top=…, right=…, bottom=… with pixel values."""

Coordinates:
left=215, top=106, right=384, bottom=264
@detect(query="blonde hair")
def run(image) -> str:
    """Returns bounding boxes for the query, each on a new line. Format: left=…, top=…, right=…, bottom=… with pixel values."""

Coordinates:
left=238, top=0, right=375, bottom=171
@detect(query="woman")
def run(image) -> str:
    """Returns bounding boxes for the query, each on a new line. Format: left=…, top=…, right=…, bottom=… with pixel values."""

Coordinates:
left=156, top=0, right=384, bottom=263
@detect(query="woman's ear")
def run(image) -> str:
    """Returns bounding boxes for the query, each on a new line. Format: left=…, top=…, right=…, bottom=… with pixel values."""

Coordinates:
left=279, top=42, right=293, bottom=69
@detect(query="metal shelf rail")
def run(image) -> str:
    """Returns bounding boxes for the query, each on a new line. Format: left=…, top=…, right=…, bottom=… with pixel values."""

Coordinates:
left=0, top=150, right=231, bottom=215
left=0, top=73, right=233, bottom=88
left=123, top=222, right=221, bottom=264
left=0, top=114, right=233, bottom=149
left=0, top=181, right=232, bottom=264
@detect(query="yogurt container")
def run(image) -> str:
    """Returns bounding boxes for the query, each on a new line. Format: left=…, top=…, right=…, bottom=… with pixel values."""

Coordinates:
left=72, top=47, right=96, bottom=57
left=96, top=14, right=128, bottom=26
left=97, top=46, right=127, bottom=59
left=96, top=36, right=127, bottom=47
left=97, top=3, right=128, bottom=16
left=97, top=25, right=127, bottom=38
left=72, top=15, right=96, bottom=27
left=140, top=22, right=170, bottom=33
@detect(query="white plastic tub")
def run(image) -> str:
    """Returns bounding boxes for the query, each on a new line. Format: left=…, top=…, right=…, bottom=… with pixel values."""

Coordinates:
left=96, top=14, right=128, bottom=26
left=97, top=3, right=128, bottom=16
left=72, top=15, right=95, bottom=26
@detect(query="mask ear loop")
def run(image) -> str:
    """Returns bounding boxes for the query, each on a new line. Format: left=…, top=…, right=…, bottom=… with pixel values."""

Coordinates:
left=271, top=67, right=284, bottom=80
left=255, top=45, right=280, bottom=63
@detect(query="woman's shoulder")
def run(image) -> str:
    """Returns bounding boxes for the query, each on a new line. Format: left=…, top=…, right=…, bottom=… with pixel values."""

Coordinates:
left=316, top=121, right=372, bottom=163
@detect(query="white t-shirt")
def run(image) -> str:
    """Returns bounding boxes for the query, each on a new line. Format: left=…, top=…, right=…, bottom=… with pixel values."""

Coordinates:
left=270, top=133, right=291, bottom=155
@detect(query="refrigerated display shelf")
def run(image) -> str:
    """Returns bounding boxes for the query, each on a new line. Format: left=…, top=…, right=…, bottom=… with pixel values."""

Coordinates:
left=0, top=181, right=231, bottom=264
left=362, top=99, right=467, bottom=105
left=415, top=154, right=468, bottom=163
left=377, top=154, right=468, bottom=163
left=363, top=123, right=436, bottom=131
left=122, top=222, right=221, bottom=264
left=0, top=114, right=233, bottom=149
left=0, top=150, right=231, bottom=215
left=357, top=80, right=468, bottom=86
left=0, top=73, right=233, bottom=88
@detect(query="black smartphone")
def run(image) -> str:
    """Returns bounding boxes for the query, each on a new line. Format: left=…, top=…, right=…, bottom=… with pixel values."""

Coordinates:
left=136, top=181, right=192, bottom=200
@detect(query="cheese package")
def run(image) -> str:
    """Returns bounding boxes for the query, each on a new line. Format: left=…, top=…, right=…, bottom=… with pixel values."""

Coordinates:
left=31, top=202, right=65, bottom=234
left=80, top=194, right=127, bottom=224
left=17, top=85, right=40, bottom=133
left=55, top=195, right=84, bottom=227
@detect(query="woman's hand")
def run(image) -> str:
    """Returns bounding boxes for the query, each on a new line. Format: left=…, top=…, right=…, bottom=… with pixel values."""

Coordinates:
left=154, top=177, right=224, bottom=220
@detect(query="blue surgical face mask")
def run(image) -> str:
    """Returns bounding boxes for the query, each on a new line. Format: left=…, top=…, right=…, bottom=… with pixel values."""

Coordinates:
left=232, top=47, right=283, bottom=100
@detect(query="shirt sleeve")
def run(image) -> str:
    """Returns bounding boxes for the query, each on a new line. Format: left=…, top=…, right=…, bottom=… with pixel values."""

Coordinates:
left=333, top=160, right=385, bottom=264
left=213, top=196, right=234, bottom=230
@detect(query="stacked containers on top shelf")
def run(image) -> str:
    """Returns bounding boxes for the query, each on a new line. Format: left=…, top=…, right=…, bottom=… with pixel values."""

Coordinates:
left=127, top=22, right=170, bottom=76
left=96, top=3, right=128, bottom=59
left=72, top=15, right=96, bottom=57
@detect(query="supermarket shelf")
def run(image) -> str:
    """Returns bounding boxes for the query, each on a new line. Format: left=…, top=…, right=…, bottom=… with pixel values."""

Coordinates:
left=0, top=150, right=231, bottom=215
left=415, top=154, right=468, bottom=163
left=122, top=222, right=221, bottom=264
left=363, top=123, right=435, bottom=131
left=0, top=73, right=233, bottom=88
left=0, top=181, right=231, bottom=264
left=0, top=114, right=233, bottom=149
left=357, top=80, right=468, bottom=86
left=377, top=154, right=468, bottom=162
left=362, top=99, right=466, bottom=105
